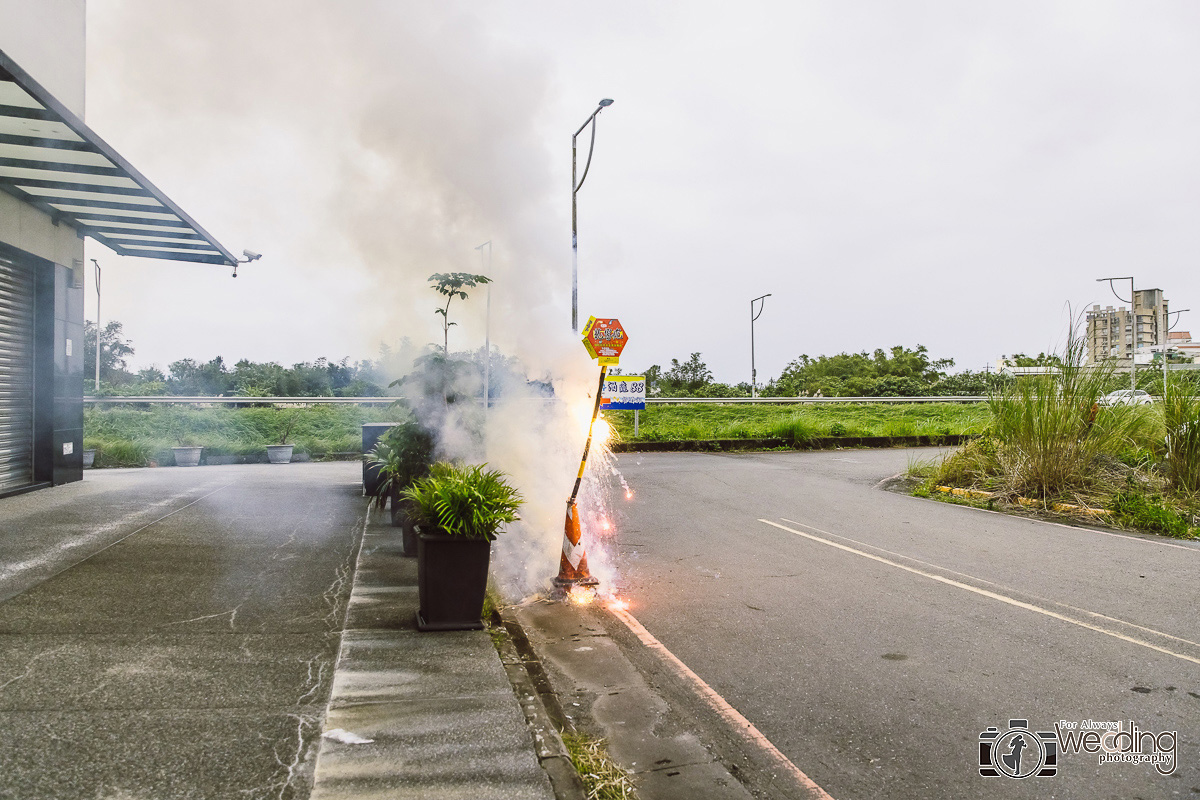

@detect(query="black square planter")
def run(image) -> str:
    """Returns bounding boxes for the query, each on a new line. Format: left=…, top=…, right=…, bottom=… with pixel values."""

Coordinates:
left=416, top=533, right=492, bottom=631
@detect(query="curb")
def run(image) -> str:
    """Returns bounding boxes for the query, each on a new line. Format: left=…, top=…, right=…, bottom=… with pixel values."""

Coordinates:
left=613, top=434, right=973, bottom=453
left=932, top=485, right=1113, bottom=517
left=496, top=607, right=587, bottom=800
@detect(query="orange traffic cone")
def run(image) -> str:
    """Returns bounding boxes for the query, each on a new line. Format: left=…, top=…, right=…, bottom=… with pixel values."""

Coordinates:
left=553, top=500, right=599, bottom=597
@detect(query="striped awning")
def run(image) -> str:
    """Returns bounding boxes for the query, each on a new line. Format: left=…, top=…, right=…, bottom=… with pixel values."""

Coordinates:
left=0, top=48, right=235, bottom=266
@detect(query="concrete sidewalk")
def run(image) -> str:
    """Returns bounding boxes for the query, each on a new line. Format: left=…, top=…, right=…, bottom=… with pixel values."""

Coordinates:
left=0, top=463, right=564, bottom=800
left=309, top=500, right=558, bottom=800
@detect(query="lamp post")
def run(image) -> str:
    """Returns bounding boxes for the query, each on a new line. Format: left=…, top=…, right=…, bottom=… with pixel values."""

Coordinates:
left=1097, top=276, right=1137, bottom=390
left=475, top=241, right=492, bottom=409
left=91, top=259, right=101, bottom=393
left=1162, top=308, right=1190, bottom=388
left=572, top=98, right=614, bottom=333
left=750, top=293, right=771, bottom=398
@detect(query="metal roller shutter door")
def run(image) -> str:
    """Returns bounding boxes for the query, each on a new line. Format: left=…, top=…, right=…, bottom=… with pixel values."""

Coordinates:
left=0, top=254, right=35, bottom=492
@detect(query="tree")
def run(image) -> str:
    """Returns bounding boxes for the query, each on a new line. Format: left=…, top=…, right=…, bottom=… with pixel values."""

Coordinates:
left=1002, top=352, right=1064, bottom=368
left=428, top=272, right=491, bottom=353
left=83, top=320, right=135, bottom=385
left=664, top=353, right=714, bottom=392
left=769, top=345, right=955, bottom=397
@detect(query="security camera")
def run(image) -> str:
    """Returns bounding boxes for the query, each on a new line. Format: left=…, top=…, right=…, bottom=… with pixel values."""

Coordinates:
left=242, top=249, right=262, bottom=261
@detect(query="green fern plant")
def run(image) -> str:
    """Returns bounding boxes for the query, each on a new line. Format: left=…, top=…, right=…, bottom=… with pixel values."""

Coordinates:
left=402, top=462, right=522, bottom=541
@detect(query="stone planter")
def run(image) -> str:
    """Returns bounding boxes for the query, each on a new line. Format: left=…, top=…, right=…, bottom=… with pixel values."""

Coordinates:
left=416, top=532, right=491, bottom=631
left=173, top=446, right=203, bottom=467
left=267, top=444, right=294, bottom=464
left=82, top=449, right=96, bottom=468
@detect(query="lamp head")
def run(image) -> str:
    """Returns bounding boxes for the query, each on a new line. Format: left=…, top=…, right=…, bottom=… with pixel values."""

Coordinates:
left=599, top=98, right=614, bottom=107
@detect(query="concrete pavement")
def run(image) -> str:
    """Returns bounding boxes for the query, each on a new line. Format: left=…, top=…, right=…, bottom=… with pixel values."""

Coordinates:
left=0, top=463, right=559, bottom=800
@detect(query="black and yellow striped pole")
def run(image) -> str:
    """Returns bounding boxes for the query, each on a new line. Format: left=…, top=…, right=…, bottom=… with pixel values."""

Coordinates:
left=554, top=317, right=627, bottom=598
left=553, top=366, right=607, bottom=596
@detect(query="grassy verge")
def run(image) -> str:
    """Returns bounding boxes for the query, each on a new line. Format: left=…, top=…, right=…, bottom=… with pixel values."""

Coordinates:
left=84, top=404, right=407, bottom=467
left=911, top=338, right=1200, bottom=539
left=605, top=402, right=990, bottom=443
left=561, top=732, right=637, bottom=800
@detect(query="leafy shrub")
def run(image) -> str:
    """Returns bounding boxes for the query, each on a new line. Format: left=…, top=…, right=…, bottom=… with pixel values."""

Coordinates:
left=1109, top=490, right=1194, bottom=538
left=403, top=462, right=522, bottom=541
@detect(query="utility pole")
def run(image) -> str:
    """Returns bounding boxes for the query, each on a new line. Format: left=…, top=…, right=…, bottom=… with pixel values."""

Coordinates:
left=750, top=293, right=771, bottom=397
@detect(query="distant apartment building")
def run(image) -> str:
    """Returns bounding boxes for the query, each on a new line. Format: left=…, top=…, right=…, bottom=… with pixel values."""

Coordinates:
left=1085, top=289, right=1170, bottom=365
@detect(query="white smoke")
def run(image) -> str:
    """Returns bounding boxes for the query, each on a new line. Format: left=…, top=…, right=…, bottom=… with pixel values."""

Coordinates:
left=89, top=1, right=626, bottom=598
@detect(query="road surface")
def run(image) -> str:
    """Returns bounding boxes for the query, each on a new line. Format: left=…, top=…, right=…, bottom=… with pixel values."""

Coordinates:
left=608, top=448, right=1200, bottom=799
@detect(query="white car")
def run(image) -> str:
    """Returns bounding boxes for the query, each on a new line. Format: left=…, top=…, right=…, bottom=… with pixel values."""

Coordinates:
left=1099, top=389, right=1154, bottom=407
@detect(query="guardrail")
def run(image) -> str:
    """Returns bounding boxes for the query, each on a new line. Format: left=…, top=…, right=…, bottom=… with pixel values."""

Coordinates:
left=84, top=396, right=401, bottom=405
left=645, top=396, right=987, bottom=404
left=83, top=395, right=990, bottom=406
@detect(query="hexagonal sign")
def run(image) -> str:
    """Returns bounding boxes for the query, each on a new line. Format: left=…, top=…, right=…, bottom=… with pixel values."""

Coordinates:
left=581, top=316, right=628, bottom=366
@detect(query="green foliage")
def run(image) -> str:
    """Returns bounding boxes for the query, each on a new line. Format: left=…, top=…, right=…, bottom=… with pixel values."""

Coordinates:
left=402, top=462, right=522, bottom=541
left=366, top=421, right=436, bottom=508
left=84, top=320, right=135, bottom=386
left=84, top=404, right=406, bottom=465
left=606, top=402, right=990, bottom=442
left=428, top=272, right=491, bottom=352
left=1001, top=352, right=1065, bottom=368
left=768, top=345, right=954, bottom=397
left=1109, top=490, right=1196, bottom=538
left=1161, top=375, right=1200, bottom=493
left=986, top=331, right=1158, bottom=500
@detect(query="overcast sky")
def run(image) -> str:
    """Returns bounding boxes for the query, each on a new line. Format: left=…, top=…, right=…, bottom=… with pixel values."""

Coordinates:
left=81, top=1, right=1200, bottom=384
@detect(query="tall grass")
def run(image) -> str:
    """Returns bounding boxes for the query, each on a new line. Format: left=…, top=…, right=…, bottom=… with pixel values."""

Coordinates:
left=1161, top=375, right=1200, bottom=493
left=985, top=331, right=1157, bottom=501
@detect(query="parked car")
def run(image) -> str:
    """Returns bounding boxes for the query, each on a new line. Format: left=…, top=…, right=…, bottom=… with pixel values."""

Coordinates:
left=1099, top=389, right=1154, bottom=406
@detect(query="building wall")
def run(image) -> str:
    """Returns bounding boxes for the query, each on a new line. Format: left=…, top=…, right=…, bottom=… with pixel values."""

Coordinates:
left=0, top=0, right=86, bottom=116
left=0, top=2, right=87, bottom=491
left=1086, top=289, right=1169, bottom=365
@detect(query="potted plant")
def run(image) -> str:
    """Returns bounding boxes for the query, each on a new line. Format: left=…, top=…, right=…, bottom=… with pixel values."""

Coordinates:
left=267, top=409, right=299, bottom=464
left=172, top=438, right=203, bottom=467
left=402, top=462, right=522, bottom=631
left=366, top=421, right=435, bottom=556
left=165, top=407, right=203, bottom=467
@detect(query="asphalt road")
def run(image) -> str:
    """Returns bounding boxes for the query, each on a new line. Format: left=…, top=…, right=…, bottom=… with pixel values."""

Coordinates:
left=0, top=463, right=365, bottom=800
left=609, top=448, right=1200, bottom=800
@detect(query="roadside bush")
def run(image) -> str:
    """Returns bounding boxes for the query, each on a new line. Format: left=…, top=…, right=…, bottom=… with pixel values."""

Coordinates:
left=987, top=332, right=1157, bottom=501
left=1161, top=376, right=1200, bottom=493
left=1109, top=490, right=1195, bottom=538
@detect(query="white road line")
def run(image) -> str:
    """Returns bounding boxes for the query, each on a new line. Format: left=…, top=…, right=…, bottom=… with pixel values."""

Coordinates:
left=779, top=518, right=1200, bottom=650
left=759, top=518, right=1200, bottom=667
left=609, top=604, right=835, bottom=800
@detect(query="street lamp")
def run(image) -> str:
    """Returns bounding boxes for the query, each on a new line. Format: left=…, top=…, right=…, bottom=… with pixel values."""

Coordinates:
left=750, top=293, right=771, bottom=398
left=1161, top=308, right=1189, bottom=388
left=475, top=241, right=492, bottom=409
left=1097, top=276, right=1136, bottom=390
left=572, top=98, right=614, bottom=333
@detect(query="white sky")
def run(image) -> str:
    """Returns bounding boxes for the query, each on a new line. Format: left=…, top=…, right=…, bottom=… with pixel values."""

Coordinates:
left=80, top=1, right=1200, bottom=383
